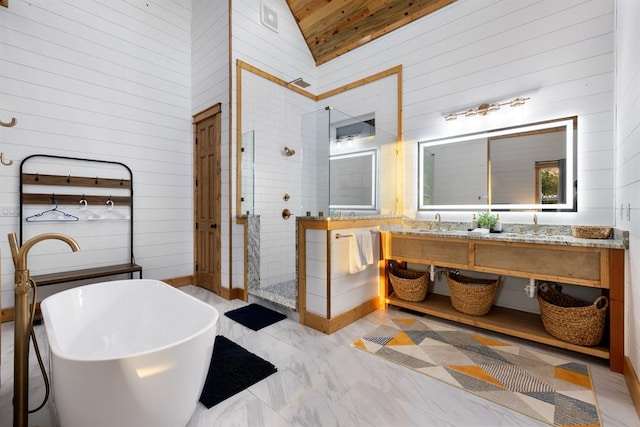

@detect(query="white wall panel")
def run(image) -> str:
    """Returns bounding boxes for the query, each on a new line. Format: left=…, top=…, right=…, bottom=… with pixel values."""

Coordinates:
left=615, top=0, right=640, bottom=372
left=317, top=0, right=615, bottom=226
left=0, top=0, right=192, bottom=309
left=305, top=229, right=327, bottom=317
left=191, top=0, right=233, bottom=287
left=329, top=229, right=379, bottom=317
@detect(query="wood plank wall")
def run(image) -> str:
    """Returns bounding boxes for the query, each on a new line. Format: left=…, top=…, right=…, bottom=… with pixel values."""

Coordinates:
left=615, top=0, right=640, bottom=404
left=318, top=0, right=616, bottom=226
left=0, top=0, right=193, bottom=308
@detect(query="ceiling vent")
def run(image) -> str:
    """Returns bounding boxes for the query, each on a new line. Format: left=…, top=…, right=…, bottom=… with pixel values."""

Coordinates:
left=261, top=2, right=279, bottom=33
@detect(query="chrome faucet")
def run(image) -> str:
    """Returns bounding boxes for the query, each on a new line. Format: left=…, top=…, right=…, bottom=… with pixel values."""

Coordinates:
left=435, top=213, right=442, bottom=230
left=8, top=232, right=80, bottom=427
left=533, top=214, right=539, bottom=235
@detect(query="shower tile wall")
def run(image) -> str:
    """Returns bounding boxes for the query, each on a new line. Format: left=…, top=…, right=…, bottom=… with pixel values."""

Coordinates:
left=242, top=72, right=316, bottom=288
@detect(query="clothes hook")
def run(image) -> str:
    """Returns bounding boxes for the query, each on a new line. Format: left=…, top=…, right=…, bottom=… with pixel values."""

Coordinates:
left=0, top=117, right=17, bottom=127
left=0, top=152, right=13, bottom=166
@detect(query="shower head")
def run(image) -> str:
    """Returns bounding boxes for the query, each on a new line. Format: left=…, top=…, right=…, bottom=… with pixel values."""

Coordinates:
left=284, top=146, right=296, bottom=156
left=288, top=77, right=310, bottom=89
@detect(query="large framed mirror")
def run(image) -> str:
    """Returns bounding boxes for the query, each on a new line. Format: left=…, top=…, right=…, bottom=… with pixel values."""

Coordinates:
left=418, top=117, right=577, bottom=211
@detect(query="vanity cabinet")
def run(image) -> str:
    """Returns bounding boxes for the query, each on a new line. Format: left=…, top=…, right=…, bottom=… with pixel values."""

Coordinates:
left=384, top=232, right=625, bottom=372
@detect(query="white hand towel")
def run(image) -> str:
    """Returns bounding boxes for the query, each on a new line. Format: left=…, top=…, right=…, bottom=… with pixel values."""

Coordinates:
left=349, top=230, right=374, bottom=274
left=468, top=228, right=490, bottom=237
left=349, top=233, right=366, bottom=274
left=356, top=230, right=374, bottom=266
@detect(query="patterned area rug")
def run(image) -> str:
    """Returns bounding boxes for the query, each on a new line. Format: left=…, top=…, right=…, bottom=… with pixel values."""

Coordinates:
left=353, top=317, right=601, bottom=426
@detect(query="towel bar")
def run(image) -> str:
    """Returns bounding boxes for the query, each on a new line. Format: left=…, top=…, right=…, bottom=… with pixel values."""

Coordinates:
left=335, top=230, right=378, bottom=239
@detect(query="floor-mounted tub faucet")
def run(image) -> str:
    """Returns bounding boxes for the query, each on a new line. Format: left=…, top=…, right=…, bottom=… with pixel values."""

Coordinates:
left=8, top=232, right=80, bottom=427
left=533, top=214, right=539, bottom=235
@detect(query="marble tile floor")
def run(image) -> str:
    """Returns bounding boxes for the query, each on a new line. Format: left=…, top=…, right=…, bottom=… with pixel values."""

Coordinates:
left=0, top=285, right=638, bottom=427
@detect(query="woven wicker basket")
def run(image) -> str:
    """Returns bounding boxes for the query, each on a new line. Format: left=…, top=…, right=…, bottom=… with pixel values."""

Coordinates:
left=571, top=225, right=612, bottom=239
left=388, top=263, right=428, bottom=302
left=537, top=284, right=608, bottom=346
left=446, top=270, right=501, bottom=316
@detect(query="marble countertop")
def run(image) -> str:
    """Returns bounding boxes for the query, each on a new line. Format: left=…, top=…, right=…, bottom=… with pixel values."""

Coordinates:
left=386, top=226, right=627, bottom=249
left=280, top=213, right=627, bottom=249
left=296, top=214, right=403, bottom=221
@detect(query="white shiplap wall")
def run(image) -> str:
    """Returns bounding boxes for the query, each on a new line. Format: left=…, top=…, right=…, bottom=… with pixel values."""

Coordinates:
left=329, top=229, right=380, bottom=316
left=319, top=0, right=616, bottom=226
left=304, top=228, right=327, bottom=316
left=191, top=0, right=233, bottom=287
left=227, top=0, right=617, bottom=297
left=305, top=227, right=380, bottom=318
left=0, top=0, right=193, bottom=308
left=615, top=0, right=640, bottom=375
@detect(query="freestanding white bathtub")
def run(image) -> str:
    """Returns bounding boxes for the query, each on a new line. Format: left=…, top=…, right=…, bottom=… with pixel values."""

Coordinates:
left=40, top=279, right=219, bottom=427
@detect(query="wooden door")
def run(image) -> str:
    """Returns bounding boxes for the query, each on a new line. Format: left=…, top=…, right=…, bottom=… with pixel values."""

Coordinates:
left=193, top=105, right=221, bottom=293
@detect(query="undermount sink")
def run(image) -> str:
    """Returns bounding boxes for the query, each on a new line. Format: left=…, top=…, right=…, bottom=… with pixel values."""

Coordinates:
left=498, top=233, right=572, bottom=241
left=414, top=229, right=468, bottom=236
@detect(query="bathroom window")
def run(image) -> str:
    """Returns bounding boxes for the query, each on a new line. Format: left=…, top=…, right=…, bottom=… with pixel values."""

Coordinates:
left=535, top=160, right=562, bottom=204
left=329, top=149, right=377, bottom=210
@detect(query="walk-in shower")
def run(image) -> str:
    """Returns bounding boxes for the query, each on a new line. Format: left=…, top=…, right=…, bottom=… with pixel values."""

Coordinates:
left=240, top=107, right=398, bottom=310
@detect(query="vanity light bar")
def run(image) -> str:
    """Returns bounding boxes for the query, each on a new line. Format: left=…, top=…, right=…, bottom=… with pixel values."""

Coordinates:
left=444, top=97, right=530, bottom=121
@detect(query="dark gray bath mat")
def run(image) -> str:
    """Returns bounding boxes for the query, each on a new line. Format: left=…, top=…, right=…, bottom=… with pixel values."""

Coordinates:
left=224, top=303, right=287, bottom=331
left=199, top=335, right=277, bottom=408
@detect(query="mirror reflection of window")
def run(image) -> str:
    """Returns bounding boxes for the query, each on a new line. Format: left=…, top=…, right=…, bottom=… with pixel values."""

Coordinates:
left=490, top=128, right=566, bottom=205
left=535, top=160, right=561, bottom=204
left=329, top=150, right=377, bottom=210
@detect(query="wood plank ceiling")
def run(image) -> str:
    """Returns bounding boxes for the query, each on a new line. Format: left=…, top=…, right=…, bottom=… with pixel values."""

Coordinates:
left=286, top=0, right=458, bottom=66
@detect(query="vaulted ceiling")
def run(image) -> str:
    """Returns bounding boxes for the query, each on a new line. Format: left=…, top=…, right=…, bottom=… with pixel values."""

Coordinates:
left=286, top=0, right=458, bottom=66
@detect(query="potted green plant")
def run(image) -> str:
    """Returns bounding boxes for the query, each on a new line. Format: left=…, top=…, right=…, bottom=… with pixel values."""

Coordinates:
left=476, top=212, right=497, bottom=230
